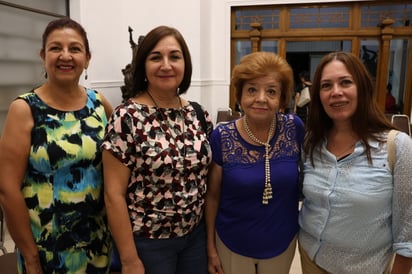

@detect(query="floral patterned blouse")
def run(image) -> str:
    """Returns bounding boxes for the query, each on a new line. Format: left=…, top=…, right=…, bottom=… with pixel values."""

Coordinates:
left=102, top=100, right=212, bottom=239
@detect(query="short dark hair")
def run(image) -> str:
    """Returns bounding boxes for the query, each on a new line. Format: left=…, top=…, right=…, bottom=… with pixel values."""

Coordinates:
left=299, top=71, right=310, bottom=82
left=41, top=17, right=90, bottom=57
left=129, top=26, right=192, bottom=97
left=386, top=83, right=392, bottom=92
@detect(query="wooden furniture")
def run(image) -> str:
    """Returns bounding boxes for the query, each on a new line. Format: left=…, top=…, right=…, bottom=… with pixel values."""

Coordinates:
left=0, top=206, right=7, bottom=254
left=0, top=207, right=18, bottom=273
left=0, top=252, right=18, bottom=273
left=391, top=114, right=411, bottom=136
left=216, top=108, right=242, bottom=125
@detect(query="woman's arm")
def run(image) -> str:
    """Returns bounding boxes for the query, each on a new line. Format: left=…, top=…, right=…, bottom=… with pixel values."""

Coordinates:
left=204, top=161, right=225, bottom=274
left=0, top=99, right=43, bottom=273
left=293, top=92, right=300, bottom=113
left=391, top=133, right=412, bottom=274
left=102, top=150, right=144, bottom=274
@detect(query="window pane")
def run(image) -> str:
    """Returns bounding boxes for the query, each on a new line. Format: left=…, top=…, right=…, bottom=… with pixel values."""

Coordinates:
left=234, top=8, right=279, bottom=30
left=261, top=40, right=277, bottom=53
left=287, top=40, right=351, bottom=53
left=360, top=40, right=379, bottom=79
left=361, top=3, right=412, bottom=28
left=386, top=39, right=410, bottom=114
left=290, top=6, right=350, bottom=29
left=234, top=40, right=251, bottom=64
left=286, top=40, right=352, bottom=89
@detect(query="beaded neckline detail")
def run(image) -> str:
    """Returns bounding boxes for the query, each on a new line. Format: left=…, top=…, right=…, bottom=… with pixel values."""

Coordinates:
left=243, top=116, right=276, bottom=205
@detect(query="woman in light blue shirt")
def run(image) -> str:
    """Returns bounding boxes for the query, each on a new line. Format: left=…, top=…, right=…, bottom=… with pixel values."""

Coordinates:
left=299, top=51, right=412, bottom=274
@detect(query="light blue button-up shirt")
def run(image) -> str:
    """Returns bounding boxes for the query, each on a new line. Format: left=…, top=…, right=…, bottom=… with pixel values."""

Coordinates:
left=299, top=132, right=412, bottom=274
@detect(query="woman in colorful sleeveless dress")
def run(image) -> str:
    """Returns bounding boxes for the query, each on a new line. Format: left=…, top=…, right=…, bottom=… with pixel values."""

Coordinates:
left=0, top=17, right=113, bottom=273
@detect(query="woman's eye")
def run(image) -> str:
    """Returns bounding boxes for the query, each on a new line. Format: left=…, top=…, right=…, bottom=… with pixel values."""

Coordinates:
left=267, top=88, right=277, bottom=96
left=247, top=87, right=257, bottom=94
left=70, top=47, right=82, bottom=53
left=320, top=83, right=331, bottom=90
left=149, top=55, right=161, bottom=61
left=49, top=46, right=60, bottom=52
left=170, top=54, right=182, bottom=60
left=341, top=79, right=353, bottom=87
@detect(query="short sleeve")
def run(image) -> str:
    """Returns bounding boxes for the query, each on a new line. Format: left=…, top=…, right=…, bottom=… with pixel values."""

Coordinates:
left=210, top=126, right=223, bottom=166
left=101, top=105, right=137, bottom=168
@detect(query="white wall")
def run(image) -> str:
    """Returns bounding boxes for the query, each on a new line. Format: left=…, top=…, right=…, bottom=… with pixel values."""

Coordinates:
left=71, top=0, right=204, bottom=110
left=70, top=0, right=370, bottom=123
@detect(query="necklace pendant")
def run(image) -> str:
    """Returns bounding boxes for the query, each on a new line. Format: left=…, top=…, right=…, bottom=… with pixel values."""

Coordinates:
left=262, top=182, right=273, bottom=205
left=243, top=117, right=276, bottom=205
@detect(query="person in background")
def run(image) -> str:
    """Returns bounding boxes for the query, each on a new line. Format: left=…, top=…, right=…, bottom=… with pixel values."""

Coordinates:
left=0, top=17, right=113, bottom=273
left=205, top=51, right=304, bottom=274
left=102, top=25, right=212, bottom=274
left=385, top=83, right=396, bottom=114
left=299, top=51, right=412, bottom=274
left=294, top=70, right=312, bottom=126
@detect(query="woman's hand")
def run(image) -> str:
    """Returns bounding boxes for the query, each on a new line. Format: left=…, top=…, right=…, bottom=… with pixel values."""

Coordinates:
left=121, top=258, right=145, bottom=274
left=208, top=252, right=225, bottom=274
left=25, top=258, right=44, bottom=274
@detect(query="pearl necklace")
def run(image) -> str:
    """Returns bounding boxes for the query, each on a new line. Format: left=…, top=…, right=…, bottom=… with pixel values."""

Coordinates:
left=243, top=116, right=276, bottom=205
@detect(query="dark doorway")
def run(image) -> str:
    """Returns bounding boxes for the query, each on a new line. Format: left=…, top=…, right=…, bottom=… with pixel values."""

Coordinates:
left=286, top=52, right=311, bottom=89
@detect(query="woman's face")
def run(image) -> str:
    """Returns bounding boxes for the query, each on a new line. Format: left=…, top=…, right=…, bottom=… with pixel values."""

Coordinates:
left=41, top=28, right=90, bottom=84
left=319, top=60, right=358, bottom=124
left=145, top=35, right=185, bottom=94
left=240, top=75, right=281, bottom=124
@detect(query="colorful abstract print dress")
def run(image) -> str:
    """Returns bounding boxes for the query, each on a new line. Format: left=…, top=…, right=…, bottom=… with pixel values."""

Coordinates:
left=17, top=89, right=112, bottom=274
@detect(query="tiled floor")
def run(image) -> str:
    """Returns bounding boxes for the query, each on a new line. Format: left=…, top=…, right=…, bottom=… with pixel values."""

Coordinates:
left=2, top=225, right=303, bottom=274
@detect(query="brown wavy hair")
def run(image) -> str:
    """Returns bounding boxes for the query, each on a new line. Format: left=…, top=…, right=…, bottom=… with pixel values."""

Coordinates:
left=304, top=51, right=394, bottom=166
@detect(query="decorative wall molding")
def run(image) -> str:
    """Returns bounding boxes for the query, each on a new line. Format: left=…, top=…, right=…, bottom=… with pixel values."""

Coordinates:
left=89, top=79, right=229, bottom=89
left=89, top=80, right=124, bottom=89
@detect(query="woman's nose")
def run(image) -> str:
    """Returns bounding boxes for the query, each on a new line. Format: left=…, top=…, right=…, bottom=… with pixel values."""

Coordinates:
left=59, top=49, right=72, bottom=60
left=330, top=83, right=343, bottom=96
left=160, top=57, right=172, bottom=69
left=256, top=89, right=267, bottom=101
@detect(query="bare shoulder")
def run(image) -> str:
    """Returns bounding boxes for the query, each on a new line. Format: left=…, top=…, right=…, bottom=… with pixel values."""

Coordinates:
left=3, top=99, right=33, bottom=131
left=95, top=90, right=114, bottom=118
left=0, top=98, right=33, bottom=168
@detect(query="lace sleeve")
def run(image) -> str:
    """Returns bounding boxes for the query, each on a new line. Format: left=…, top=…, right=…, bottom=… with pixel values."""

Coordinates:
left=392, top=132, right=412, bottom=257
